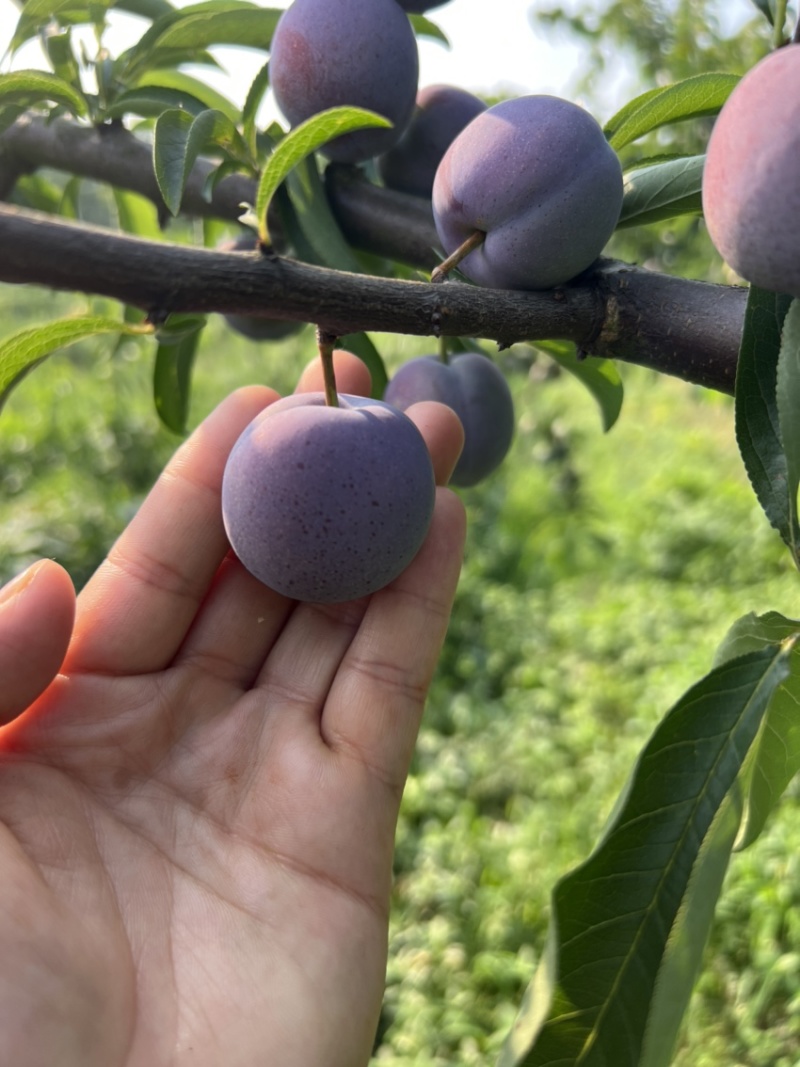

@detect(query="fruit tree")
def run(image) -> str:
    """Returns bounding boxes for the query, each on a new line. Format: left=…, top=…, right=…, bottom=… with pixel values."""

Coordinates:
left=1, top=1, right=800, bottom=1065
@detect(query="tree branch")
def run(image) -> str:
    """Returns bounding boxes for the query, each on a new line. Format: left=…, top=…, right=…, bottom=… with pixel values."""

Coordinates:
left=0, top=202, right=743, bottom=393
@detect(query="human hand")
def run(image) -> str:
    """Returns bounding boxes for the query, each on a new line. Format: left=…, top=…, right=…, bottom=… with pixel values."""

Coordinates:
left=0, top=352, right=466, bottom=1067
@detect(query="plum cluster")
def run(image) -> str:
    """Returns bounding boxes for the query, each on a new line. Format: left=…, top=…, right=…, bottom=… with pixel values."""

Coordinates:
left=222, top=0, right=631, bottom=603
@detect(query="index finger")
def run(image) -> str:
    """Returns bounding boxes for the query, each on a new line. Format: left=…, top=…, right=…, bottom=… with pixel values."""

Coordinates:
left=66, top=386, right=277, bottom=676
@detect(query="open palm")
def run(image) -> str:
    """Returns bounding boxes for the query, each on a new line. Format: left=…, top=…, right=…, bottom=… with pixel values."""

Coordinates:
left=0, top=355, right=465, bottom=1067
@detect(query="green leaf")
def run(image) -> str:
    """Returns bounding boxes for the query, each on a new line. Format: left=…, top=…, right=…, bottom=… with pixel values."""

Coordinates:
left=0, top=70, right=88, bottom=118
left=113, top=187, right=163, bottom=239
left=604, top=73, right=741, bottom=151
left=112, top=69, right=239, bottom=122
left=254, top=106, right=392, bottom=242
left=9, top=0, right=113, bottom=52
left=105, top=85, right=217, bottom=120
left=12, top=173, right=64, bottom=213
left=154, top=311, right=207, bottom=345
left=749, top=0, right=775, bottom=25
left=153, top=107, right=250, bottom=216
left=734, top=285, right=798, bottom=558
left=283, top=155, right=362, bottom=272
left=617, top=155, right=704, bottom=229
left=498, top=643, right=792, bottom=1067
left=242, top=59, right=271, bottom=161
left=339, top=333, right=388, bottom=399
left=116, top=1, right=259, bottom=79
left=713, top=611, right=800, bottom=850
left=0, top=316, right=150, bottom=411
left=408, top=13, right=450, bottom=45
left=776, top=298, right=800, bottom=565
left=0, top=104, right=26, bottom=137
left=153, top=327, right=201, bottom=434
left=111, top=0, right=174, bottom=18
left=534, top=340, right=623, bottom=432
left=44, top=29, right=82, bottom=92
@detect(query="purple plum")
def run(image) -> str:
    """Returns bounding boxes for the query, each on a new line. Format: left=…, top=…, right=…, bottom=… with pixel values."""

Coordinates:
left=269, top=0, right=419, bottom=164
left=384, top=351, right=514, bottom=487
left=221, top=393, right=436, bottom=602
left=379, top=84, right=486, bottom=198
left=432, top=95, right=624, bottom=290
left=702, top=44, right=800, bottom=298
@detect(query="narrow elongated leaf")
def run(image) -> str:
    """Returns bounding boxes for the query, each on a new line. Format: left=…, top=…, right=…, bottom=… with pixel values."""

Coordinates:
left=111, top=0, right=174, bottom=18
left=618, top=155, right=704, bottom=228
left=734, top=285, right=797, bottom=555
left=114, top=187, right=163, bottom=238
left=44, top=29, right=82, bottom=91
left=111, top=69, right=239, bottom=122
left=0, top=70, right=88, bottom=118
left=534, top=340, right=623, bottom=432
left=9, top=0, right=112, bottom=52
left=137, top=70, right=236, bottom=115
left=749, top=0, right=775, bottom=25
left=242, top=60, right=271, bottom=160
left=605, top=73, right=740, bottom=151
left=776, top=298, right=800, bottom=564
left=153, top=107, right=250, bottom=215
left=283, top=156, right=362, bottom=272
left=713, top=611, right=800, bottom=849
left=254, top=106, right=392, bottom=241
left=0, top=317, right=151, bottom=411
left=499, top=643, right=792, bottom=1067
left=106, top=85, right=216, bottom=120
left=408, top=13, right=450, bottom=45
left=153, top=327, right=201, bottom=433
left=151, top=6, right=279, bottom=49
left=339, top=333, right=388, bottom=399
left=0, top=105, right=26, bottom=137
left=117, top=1, right=255, bottom=79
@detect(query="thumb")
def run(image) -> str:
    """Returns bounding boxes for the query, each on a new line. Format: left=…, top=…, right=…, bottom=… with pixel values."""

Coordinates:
left=0, top=559, right=76, bottom=726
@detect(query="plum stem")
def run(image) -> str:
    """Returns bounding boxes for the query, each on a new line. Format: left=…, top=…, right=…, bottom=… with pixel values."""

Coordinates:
left=317, top=327, right=339, bottom=407
left=793, top=13, right=800, bottom=42
left=431, top=229, right=486, bottom=283
left=438, top=334, right=450, bottom=364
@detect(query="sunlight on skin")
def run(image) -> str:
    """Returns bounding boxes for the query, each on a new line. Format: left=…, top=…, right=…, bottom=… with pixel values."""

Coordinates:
left=0, top=354, right=466, bottom=1067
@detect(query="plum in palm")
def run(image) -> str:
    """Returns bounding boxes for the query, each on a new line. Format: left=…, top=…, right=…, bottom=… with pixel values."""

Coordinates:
left=384, top=352, right=514, bottom=487
left=432, top=95, right=623, bottom=290
left=269, top=0, right=419, bottom=164
left=222, top=393, right=435, bottom=603
left=702, top=44, right=800, bottom=298
left=379, top=84, right=486, bottom=198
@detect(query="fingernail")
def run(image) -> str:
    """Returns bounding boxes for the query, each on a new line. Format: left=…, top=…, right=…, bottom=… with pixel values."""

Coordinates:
left=0, top=561, right=42, bottom=608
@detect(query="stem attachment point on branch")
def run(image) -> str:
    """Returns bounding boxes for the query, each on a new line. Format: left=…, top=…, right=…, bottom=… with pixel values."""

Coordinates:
left=431, top=229, right=486, bottom=283
left=317, top=327, right=340, bottom=407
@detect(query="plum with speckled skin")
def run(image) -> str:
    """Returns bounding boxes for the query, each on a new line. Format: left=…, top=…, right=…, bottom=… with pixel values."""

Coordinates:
left=384, top=352, right=514, bottom=487
left=221, top=393, right=436, bottom=603
left=379, top=84, right=486, bottom=198
left=432, top=95, right=623, bottom=291
left=270, top=0, right=419, bottom=164
left=702, top=45, right=800, bottom=298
